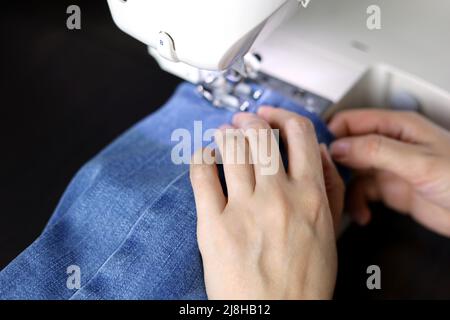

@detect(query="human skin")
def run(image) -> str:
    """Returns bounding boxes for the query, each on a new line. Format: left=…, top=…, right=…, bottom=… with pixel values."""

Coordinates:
left=329, top=109, right=450, bottom=237
left=190, top=107, right=344, bottom=300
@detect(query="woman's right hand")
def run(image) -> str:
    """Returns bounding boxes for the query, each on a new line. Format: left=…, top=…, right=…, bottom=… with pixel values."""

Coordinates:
left=328, top=109, right=450, bottom=237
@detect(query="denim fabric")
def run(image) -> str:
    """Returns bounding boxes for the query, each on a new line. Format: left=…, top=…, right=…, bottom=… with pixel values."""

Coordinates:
left=0, top=82, right=339, bottom=300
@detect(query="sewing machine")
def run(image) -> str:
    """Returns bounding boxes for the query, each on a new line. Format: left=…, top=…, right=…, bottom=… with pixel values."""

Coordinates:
left=107, top=0, right=450, bottom=129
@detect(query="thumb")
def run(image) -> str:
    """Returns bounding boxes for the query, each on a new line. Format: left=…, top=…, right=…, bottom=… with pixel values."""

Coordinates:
left=330, top=134, right=433, bottom=185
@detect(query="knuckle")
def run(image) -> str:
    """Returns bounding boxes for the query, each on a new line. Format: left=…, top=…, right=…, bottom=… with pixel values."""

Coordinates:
left=302, top=188, right=328, bottom=225
left=243, top=119, right=269, bottom=131
left=243, top=124, right=272, bottom=146
left=262, top=186, right=291, bottom=214
left=273, top=195, right=293, bottom=217
left=222, top=130, right=244, bottom=149
left=215, top=128, right=241, bottom=142
left=267, top=199, right=293, bottom=229
left=286, top=116, right=314, bottom=134
left=223, top=128, right=243, bottom=140
left=331, top=111, right=346, bottom=124
left=364, top=134, right=383, bottom=159
left=306, top=189, right=325, bottom=211
left=213, top=132, right=225, bottom=149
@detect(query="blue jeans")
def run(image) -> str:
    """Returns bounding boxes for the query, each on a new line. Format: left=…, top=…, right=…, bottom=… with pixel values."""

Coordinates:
left=0, top=83, right=340, bottom=299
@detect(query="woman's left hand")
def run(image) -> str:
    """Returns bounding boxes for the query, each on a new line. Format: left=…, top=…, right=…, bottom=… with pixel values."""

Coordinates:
left=190, top=107, right=344, bottom=300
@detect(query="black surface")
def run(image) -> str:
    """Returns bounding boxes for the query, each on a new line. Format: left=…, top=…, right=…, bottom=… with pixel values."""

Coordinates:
left=1, top=1, right=450, bottom=299
left=0, top=1, right=181, bottom=268
left=336, top=204, right=450, bottom=299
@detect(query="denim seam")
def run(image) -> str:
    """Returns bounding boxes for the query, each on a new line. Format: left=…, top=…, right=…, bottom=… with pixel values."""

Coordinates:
left=133, top=217, right=193, bottom=299
left=0, top=149, right=170, bottom=298
left=68, top=168, right=190, bottom=300
left=84, top=224, right=189, bottom=300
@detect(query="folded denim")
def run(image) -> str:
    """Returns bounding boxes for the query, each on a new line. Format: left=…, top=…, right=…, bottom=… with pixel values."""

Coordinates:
left=0, top=83, right=343, bottom=299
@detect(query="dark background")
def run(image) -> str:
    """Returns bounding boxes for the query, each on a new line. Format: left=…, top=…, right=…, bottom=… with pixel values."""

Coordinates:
left=1, top=1, right=449, bottom=299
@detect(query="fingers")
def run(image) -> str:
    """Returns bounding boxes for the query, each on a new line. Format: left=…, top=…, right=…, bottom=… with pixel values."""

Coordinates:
left=232, top=112, right=285, bottom=183
left=190, top=148, right=226, bottom=226
left=410, top=196, right=450, bottom=238
left=330, top=134, right=432, bottom=185
left=345, top=170, right=414, bottom=225
left=345, top=176, right=375, bottom=226
left=320, top=144, right=345, bottom=232
left=257, top=106, right=323, bottom=181
left=328, top=109, right=439, bottom=144
left=214, top=126, right=256, bottom=198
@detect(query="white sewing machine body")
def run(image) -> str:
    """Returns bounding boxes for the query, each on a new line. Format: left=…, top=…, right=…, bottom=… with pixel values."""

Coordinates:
left=255, top=0, right=450, bottom=129
left=106, top=0, right=292, bottom=72
left=107, top=0, right=450, bottom=129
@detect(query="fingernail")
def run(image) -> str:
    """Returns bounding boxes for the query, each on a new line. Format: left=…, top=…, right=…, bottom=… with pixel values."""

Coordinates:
left=330, top=141, right=350, bottom=158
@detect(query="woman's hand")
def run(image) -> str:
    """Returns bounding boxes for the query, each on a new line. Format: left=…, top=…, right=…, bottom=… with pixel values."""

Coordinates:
left=329, top=109, right=450, bottom=237
left=190, top=107, right=343, bottom=300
